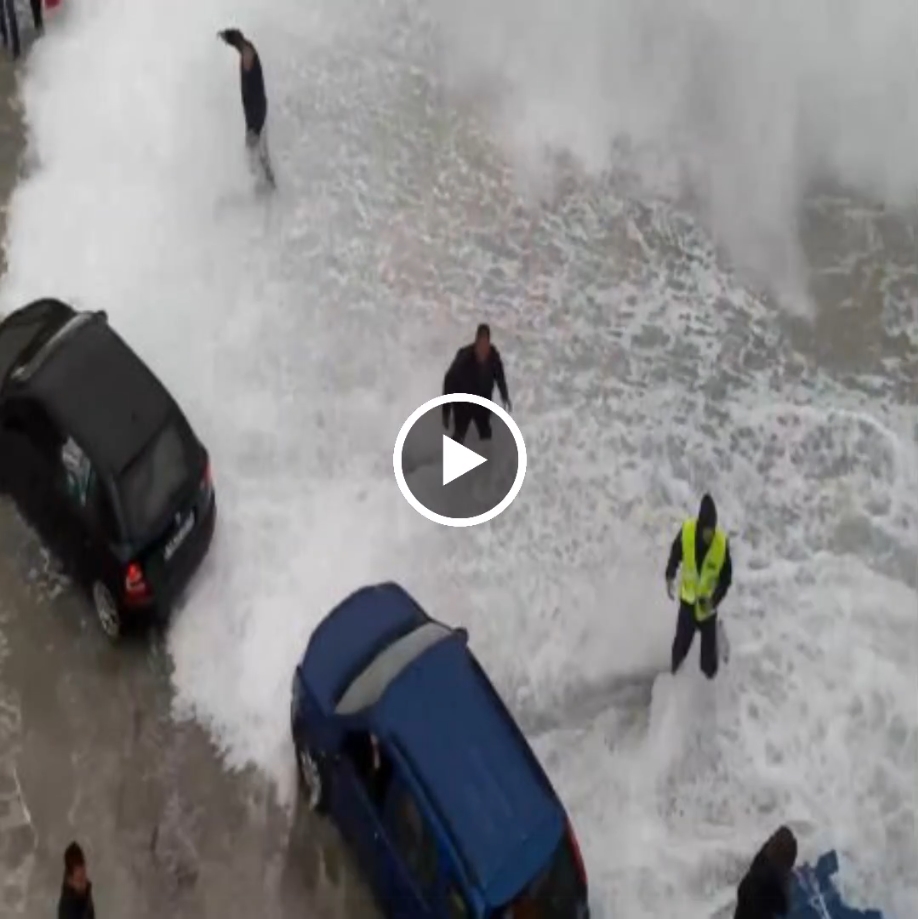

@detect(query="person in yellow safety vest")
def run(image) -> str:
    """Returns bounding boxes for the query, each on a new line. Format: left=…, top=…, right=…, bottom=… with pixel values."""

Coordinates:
left=665, top=493, right=733, bottom=679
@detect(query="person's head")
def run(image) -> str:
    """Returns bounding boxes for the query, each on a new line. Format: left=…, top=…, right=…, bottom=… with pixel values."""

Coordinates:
left=219, top=29, right=248, bottom=54
left=697, top=493, right=717, bottom=545
left=764, top=825, right=798, bottom=873
left=473, top=323, right=491, bottom=362
left=63, top=842, right=88, bottom=893
left=219, top=29, right=255, bottom=69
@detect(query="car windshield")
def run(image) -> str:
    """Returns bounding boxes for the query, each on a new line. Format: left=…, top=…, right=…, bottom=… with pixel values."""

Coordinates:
left=497, top=836, right=584, bottom=919
left=0, top=317, right=56, bottom=383
left=0, top=303, right=82, bottom=385
left=117, top=420, right=193, bottom=541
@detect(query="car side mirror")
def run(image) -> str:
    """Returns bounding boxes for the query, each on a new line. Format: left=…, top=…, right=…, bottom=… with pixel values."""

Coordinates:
left=456, top=627, right=469, bottom=643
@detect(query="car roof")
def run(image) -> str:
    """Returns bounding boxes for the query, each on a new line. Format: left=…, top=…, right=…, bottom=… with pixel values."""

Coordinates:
left=374, top=634, right=565, bottom=905
left=0, top=298, right=75, bottom=387
left=300, top=583, right=428, bottom=713
left=22, top=311, right=176, bottom=474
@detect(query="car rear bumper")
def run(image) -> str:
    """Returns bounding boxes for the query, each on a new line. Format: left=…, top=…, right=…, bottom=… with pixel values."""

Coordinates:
left=161, top=494, right=217, bottom=615
left=126, top=495, right=217, bottom=623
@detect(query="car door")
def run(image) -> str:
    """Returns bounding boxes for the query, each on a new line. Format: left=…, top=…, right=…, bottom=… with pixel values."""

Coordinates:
left=46, top=432, right=109, bottom=584
left=381, top=772, right=441, bottom=917
left=329, top=730, right=395, bottom=899
left=70, top=466, right=122, bottom=588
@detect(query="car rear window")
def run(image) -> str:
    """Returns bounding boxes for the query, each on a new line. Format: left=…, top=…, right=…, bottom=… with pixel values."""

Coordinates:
left=0, top=321, right=49, bottom=383
left=118, top=420, right=194, bottom=540
left=496, top=836, right=585, bottom=919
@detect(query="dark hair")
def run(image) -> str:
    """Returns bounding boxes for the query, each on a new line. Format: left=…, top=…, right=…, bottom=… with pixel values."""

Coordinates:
left=765, top=826, right=798, bottom=872
left=218, top=28, right=246, bottom=50
left=475, top=323, right=491, bottom=341
left=698, top=493, right=717, bottom=530
left=64, top=842, right=85, bottom=877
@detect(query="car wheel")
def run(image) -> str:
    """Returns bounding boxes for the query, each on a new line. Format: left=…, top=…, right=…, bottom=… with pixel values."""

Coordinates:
left=92, top=580, right=121, bottom=640
left=296, top=745, right=328, bottom=814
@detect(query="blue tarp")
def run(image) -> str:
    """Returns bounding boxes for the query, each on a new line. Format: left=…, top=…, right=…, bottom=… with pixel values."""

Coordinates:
left=788, top=850, right=884, bottom=919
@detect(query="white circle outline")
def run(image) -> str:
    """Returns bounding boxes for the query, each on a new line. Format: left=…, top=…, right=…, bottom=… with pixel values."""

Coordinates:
left=393, top=394, right=528, bottom=528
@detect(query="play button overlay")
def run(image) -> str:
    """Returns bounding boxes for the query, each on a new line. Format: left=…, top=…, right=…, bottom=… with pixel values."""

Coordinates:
left=442, top=435, right=487, bottom=485
left=394, top=394, right=528, bottom=528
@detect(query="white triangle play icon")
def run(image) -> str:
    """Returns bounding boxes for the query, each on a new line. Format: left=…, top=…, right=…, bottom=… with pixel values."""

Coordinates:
left=442, top=435, right=487, bottom=486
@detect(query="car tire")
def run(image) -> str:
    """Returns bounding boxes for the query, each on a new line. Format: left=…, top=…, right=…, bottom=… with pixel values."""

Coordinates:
left=295, top=744, right=329, bottom=814
left=91, top=580, right=122, bottom=640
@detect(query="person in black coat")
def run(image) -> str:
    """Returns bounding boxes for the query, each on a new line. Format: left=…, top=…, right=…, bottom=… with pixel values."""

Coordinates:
left=442, top=323, right=512, bottom=445
left=58, top=841, right=95, bottom=919
left=734, top=826, right=798, bottom=919
left=218, top=28, right=276, bottom=188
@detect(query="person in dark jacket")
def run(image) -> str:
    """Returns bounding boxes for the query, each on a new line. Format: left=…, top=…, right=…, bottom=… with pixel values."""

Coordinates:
left=665, top=493, right=733, bottom=679
left=1, top=0, right=44, bottom=60
left=58, top=841, right=95, bottom=919
left=442, top=323, right=512, bottom=444
left=218, top=28, right=276, bottom=188
left=734, top=825, right=798, bottom=919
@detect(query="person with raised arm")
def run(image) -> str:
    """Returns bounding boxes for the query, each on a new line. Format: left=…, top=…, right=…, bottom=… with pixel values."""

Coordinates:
left=218, top=27, right=276, bottom=189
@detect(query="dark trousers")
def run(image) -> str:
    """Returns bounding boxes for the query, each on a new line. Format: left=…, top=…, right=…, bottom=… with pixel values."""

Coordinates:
left=1, top=0, right=44, bottom=59
left=246, top=126, right=276, bottom=188
left=671, top=600, right=718, bottom=680
left=451, top=405, right=492, bottom=444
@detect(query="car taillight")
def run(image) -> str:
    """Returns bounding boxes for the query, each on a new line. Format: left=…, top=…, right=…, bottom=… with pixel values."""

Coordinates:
left=567, top=820, right=587, bottom=888
left=125, top=562, right=150, bottom=599
left=201, top=460, right=213, bottom=498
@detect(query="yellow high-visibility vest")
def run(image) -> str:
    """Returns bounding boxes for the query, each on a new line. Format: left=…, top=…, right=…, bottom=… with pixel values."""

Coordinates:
left=679, top=518, right=727, bottom=621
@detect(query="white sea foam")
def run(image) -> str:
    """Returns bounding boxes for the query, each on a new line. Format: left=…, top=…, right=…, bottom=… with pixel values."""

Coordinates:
left=1, top=0, right=916, bottom=917
left=431, top=0, right=918, bottom=312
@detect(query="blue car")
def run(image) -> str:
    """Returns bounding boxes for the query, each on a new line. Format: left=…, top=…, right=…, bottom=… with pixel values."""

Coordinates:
left=290, top=582, right=591, bottom=918
left=789, top=851, right=884, bottom=919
